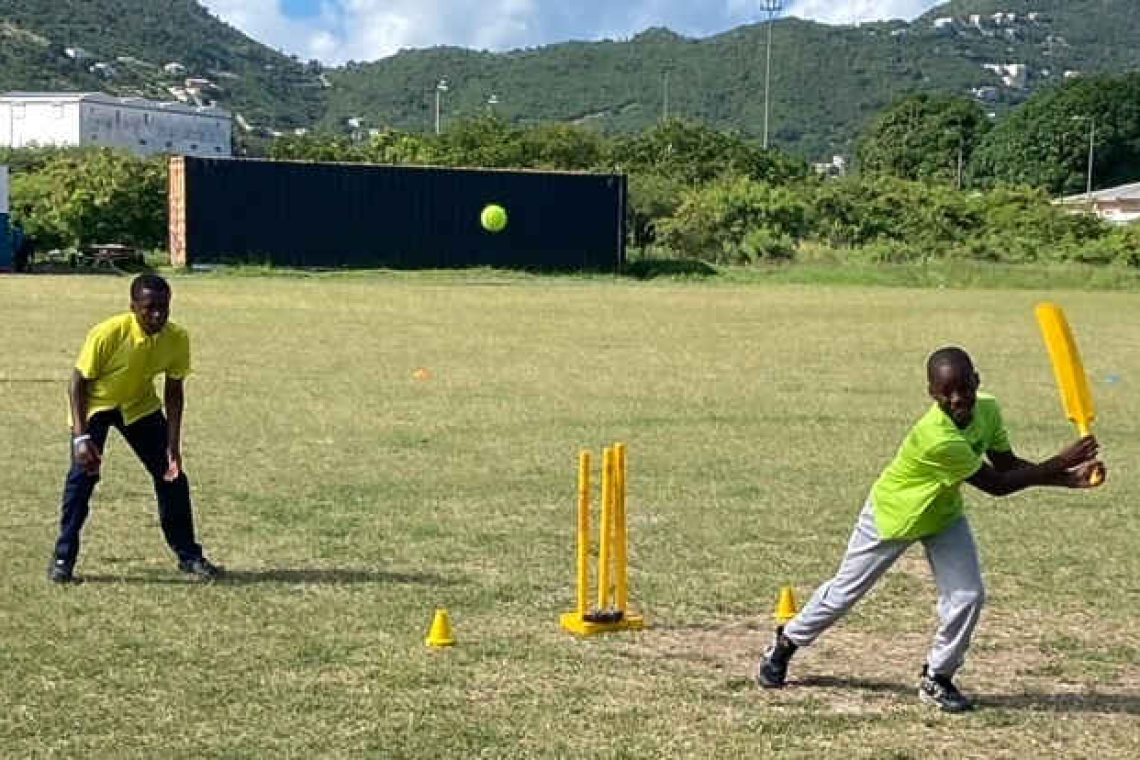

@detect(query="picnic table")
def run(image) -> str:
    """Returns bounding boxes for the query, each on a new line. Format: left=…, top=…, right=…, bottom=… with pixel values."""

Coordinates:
left=76, top=244, right=144, bottom=269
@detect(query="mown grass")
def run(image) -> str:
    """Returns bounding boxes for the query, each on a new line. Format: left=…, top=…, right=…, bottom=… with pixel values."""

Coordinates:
left=1, top=269, right=1137, bottom=758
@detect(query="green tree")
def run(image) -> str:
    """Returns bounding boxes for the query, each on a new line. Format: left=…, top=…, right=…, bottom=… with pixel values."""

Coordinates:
left=656, top=176, right=808, bottom=263
left=10, top=148, right=167, bottom=250
left=856, top=94, right=990, bottom=186
left=970, top=73, right=1140, bottom=195
left=607, top=119, right=808, bottom=185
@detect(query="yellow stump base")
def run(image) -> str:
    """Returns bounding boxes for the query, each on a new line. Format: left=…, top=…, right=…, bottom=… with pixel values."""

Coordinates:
left=560, top=611, right=646, bottom=637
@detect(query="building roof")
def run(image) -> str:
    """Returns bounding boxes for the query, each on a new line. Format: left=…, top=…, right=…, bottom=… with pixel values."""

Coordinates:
left=0, top=91, right=230, bottom=118
left=1058, top=181, right=1140, bottom=204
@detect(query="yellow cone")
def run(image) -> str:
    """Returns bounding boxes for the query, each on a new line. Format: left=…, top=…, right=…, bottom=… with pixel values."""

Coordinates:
left=774, top=586, right=798, bottom=625
left=425, top=609, right=455, bottom=647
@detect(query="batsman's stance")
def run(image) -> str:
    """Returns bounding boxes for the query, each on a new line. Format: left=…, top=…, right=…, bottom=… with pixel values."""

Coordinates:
left=757, top=347, right=1104, bottom=712
left=48, top=274, right=222, bottom=583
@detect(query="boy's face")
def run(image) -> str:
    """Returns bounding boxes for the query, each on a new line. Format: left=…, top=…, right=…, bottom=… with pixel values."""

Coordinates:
left=929, top=366, right=980, bottom=429
left=131, top=288, right=171, bottom=335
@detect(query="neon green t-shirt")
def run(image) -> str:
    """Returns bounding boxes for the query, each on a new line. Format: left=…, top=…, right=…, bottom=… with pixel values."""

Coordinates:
left=871, top=394, right=1011, bottom=541
left=73, top=313, right=192, bottom=426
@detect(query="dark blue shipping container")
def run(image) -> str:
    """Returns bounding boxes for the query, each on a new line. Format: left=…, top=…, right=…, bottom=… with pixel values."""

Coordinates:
left=170, top=157, right=626, bottom=271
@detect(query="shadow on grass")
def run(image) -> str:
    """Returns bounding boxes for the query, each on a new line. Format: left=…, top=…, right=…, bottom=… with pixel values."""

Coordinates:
left=76, top=567, right=463, bottom=586
left=797, top=675, right=1140, bottom=715
left=624, top=258, right=718, bottom=279
left=795, top=674, right=914, bottom=697
left=221, top=568, right=463, bottom=586
left=979, top=690, right=1140, bottom=715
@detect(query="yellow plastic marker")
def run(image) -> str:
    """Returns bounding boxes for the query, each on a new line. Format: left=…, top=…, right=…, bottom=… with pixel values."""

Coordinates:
left=425, top=609, right=455, bottom=647
left=775, top=586, right=799, bottom=625
left=1036, top=303, right=1102, bottom=485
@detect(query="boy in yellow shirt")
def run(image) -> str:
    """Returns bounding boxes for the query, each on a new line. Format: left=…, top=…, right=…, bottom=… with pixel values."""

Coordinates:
left=49, top=274, right=222, bottom=583
left=756, top=347, right=1103, bottom=711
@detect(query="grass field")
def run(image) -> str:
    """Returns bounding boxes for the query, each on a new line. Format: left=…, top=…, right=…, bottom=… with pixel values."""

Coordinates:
left=2, top=271, right=1138, bottom=758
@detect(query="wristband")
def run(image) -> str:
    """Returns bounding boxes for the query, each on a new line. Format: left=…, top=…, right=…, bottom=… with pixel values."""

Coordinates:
left=72, top=434, right=92, bottom=446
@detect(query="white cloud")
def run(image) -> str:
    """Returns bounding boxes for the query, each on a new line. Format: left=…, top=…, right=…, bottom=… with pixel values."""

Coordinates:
left=199, top=0, right=945, bottom=64
left=786, top=1, right=941, bottom=25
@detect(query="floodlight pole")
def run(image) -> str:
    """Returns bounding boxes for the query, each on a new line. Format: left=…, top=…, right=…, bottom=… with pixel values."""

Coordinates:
left=761, top=0, right=784, bottom=149
left=435, top=78, right=448, bottom=135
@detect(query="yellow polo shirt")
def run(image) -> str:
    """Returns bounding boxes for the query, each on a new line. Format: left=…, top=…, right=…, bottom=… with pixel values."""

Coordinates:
left=73, top=313, right=192, bottom=425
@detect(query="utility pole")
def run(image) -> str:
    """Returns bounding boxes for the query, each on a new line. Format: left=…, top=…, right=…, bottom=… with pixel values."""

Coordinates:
left=1071, top=115, right=1096, bottom=203
left=761, top=0, right=784, bottom=149
left=1085, top=116, right=1096, bottom=202
left=957, top=139, right=963, bottom=190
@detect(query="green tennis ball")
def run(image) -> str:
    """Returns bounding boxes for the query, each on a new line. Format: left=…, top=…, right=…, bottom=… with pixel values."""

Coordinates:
left=481, top=203, right=507, bottom=233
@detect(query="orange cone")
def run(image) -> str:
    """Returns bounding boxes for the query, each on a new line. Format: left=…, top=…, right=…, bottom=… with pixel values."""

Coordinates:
left=425, top=609, right=455, bottom=647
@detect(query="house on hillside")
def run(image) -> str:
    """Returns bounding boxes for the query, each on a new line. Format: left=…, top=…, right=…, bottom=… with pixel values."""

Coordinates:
left=0, top=92, right=231, bottom=158
left=812, top=155, right=848, bottom=179
left=1056, top=181, right=1140, bottom=225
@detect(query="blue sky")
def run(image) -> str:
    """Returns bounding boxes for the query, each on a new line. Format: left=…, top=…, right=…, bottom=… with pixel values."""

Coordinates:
left=199, top=1, right=946, bottom=65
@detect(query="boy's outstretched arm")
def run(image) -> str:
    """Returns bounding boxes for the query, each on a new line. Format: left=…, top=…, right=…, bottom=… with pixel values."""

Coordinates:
left=967, top=436, right=1103, bottom=496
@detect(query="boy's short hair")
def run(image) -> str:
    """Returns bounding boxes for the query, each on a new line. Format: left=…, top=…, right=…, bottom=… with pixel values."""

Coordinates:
left=130, top=274, right=171, bottom=301
left=927, top=347, right=973, bottom=381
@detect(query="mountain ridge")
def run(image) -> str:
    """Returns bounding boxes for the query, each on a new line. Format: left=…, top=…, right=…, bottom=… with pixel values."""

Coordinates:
left=1, top=0, right=1138, bottom=157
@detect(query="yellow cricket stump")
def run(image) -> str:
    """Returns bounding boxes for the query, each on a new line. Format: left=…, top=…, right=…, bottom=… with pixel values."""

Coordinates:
left=561, top=442, right=646, bottom=636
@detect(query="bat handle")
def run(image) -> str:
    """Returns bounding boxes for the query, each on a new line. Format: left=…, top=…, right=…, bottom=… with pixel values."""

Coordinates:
left=1077, top=421, right=1091, bottom=438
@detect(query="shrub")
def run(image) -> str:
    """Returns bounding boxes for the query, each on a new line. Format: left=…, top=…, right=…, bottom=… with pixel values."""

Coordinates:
left=10, top=148, right=168, bottom=250
left=656, top=176, right=807, bottom=264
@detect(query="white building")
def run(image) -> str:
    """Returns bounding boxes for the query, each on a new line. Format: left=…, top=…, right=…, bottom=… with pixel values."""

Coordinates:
left=983, top=63, right=1028, bottom=89
left=1057, top=182, right=1140, bottom=225
left=0, top=92, right=231, bottom=158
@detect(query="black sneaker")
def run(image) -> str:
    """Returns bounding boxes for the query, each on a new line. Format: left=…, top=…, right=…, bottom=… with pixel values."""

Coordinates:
left=178, top=557, right=224, bottom=580
left=47, top=557, right=74, bottom=584
left=919, top=665, right=974, bottom=713
left=755, top=629, right=798, bottom=688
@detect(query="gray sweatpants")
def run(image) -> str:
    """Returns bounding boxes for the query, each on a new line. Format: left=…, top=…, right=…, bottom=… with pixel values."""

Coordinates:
left=783, top=499, right=985, bottom=678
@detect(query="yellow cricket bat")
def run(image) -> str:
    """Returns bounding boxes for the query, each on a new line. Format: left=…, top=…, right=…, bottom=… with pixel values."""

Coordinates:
left=1035, top=302, right=1101, bottom=485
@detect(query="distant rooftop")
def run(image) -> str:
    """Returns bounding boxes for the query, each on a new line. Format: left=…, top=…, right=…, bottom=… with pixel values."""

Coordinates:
left=0, top=91, right=230, bottom=118
left=1058, top=181, right=1140, bottom=204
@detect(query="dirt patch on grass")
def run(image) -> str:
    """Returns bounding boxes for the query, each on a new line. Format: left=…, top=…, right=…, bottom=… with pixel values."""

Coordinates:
left=627, top=608, right=1140, bottom=719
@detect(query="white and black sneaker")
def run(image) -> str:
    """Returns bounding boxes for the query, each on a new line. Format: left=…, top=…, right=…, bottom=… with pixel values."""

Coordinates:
left=178, top=556, right=224, bottom=580
left=919, top=665, right=974, bottom=713
left=755, top=629, right=798, bottom=689
left=47, top=557, right=75, bottom=584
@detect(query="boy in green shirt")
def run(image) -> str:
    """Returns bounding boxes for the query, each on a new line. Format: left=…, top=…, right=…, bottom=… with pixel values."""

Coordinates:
left=756, top=347, right=1103, bottom=711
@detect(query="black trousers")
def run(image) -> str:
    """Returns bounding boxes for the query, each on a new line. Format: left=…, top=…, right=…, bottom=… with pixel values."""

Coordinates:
left=54, top=409, right=203, bottom=565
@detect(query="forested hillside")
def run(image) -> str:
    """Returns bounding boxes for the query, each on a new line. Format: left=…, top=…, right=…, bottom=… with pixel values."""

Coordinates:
left=0, top=0, right=326, bottom=131
left=323, top=0, right=1140, bottom=157
left=1, top=0, right=1138, bottom=157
